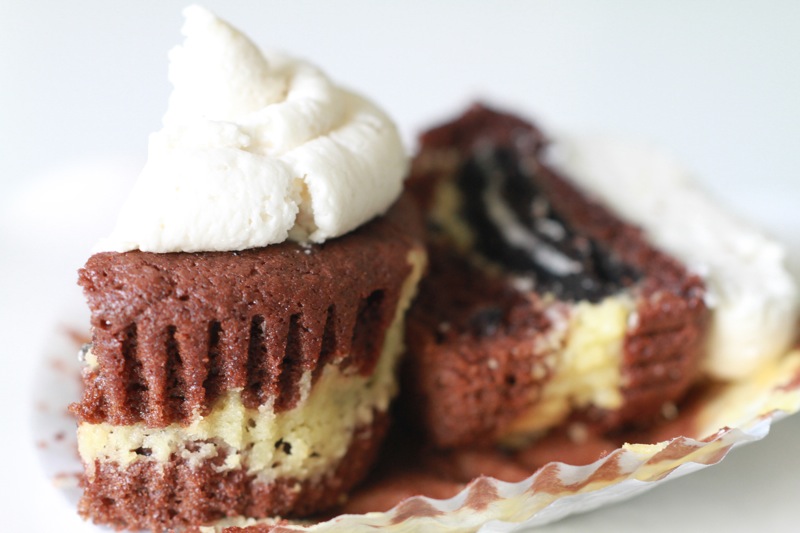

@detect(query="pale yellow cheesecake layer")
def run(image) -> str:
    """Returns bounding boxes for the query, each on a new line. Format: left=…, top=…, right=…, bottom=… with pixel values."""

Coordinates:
left=501, top=295, right=632, bottom=443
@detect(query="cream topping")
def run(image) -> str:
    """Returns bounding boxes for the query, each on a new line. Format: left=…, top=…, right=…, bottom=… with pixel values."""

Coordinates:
left=547, top=137, right=799, bottom=380
left=97, top=5, right=407, bottom=253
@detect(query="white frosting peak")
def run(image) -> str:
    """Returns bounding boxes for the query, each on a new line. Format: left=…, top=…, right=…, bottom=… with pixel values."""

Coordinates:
left=547, top=137, right=799, bottom=380
left=98, top=5, right=406, bottom=253
left=165, top=5, right=288, bottom=126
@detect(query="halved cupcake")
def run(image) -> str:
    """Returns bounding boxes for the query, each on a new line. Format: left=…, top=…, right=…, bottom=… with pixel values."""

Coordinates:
left=403, top=103, right=795, bottom=448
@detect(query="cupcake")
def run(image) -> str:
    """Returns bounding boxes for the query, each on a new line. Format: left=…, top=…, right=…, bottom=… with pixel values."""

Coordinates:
left=403, top=104, right=796, bottom=448
left=71, top=6, right=425, bottom=531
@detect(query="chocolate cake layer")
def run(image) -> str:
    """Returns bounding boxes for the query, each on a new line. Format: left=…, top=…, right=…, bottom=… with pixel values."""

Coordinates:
left=80, top=413, right=389, bottom=532
left=73, top=195, right=424, bottom=428
left=404, top=247, right=555, bottom=448
left=404, top=105, right=708, bottom=448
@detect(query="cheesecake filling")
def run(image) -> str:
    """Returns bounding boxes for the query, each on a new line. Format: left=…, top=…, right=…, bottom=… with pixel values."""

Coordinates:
left=78, top=248, right=426, bottom=483
left=501, top=295, right=633, bottom=443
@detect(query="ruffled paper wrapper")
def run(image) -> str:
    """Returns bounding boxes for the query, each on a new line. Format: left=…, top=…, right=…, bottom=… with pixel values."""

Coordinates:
left=35, top=316, right=800, bottom=532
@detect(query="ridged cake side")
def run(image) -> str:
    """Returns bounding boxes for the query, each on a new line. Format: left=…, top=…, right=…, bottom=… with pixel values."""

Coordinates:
left=72, top=194, right=424, bottom=428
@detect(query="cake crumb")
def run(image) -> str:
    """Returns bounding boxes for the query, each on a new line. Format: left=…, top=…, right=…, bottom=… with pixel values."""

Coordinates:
left=661, top=402, right=679, bottom=421
left=53, top=472, right=82, bottom=489
left=567, top=423, right=589, bottom=444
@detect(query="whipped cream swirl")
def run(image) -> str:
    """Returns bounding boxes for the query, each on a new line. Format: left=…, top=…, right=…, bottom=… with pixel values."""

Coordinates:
left=98, top=5, right=407, bottom=253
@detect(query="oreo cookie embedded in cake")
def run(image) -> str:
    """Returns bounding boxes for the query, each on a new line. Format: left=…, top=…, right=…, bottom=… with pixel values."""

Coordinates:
left=404, top=104, right=711, bottom=448
left=71, top=6, right=425, bottom=531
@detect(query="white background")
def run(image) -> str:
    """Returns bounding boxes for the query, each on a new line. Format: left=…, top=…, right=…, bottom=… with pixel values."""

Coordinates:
left=1, top=1, right=799, bottom=531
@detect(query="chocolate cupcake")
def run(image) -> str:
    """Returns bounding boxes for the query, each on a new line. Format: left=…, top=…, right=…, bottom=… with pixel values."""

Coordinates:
left=403, top=104, right=709, bottom=448
left=71, top=7, right=425, bottom=531
left=74, top=197, right=425, bottom=529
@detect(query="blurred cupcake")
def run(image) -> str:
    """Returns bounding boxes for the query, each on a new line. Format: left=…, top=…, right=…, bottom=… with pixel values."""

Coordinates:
left=403, top=104, right=796, bottom=448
